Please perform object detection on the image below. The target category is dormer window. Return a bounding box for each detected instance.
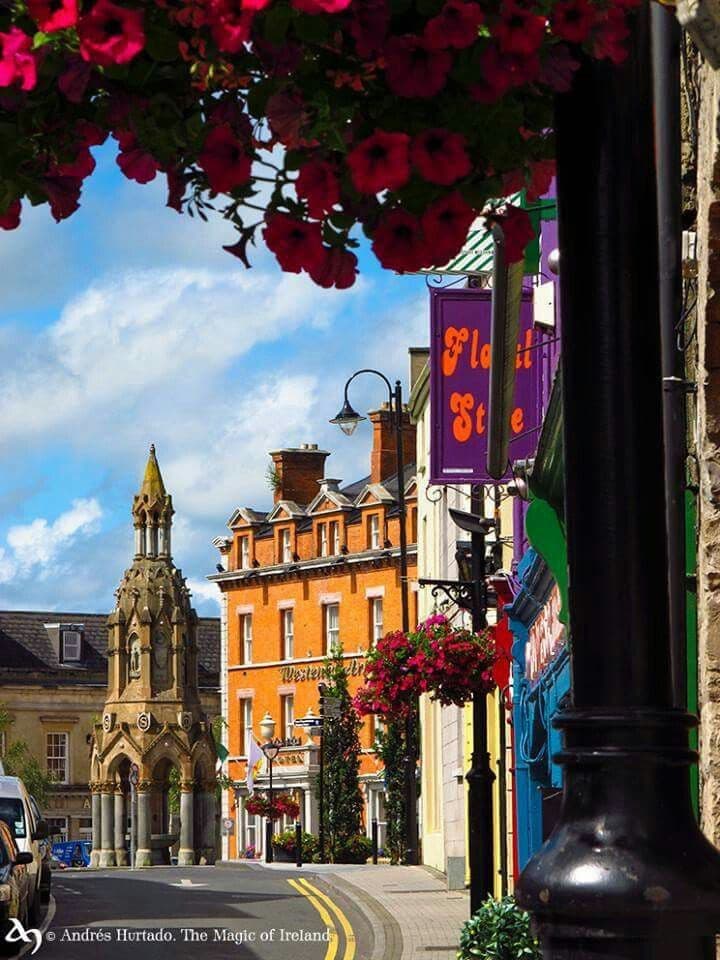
[330,521,341,555]
[240,536,250,569]
[61,628,82,663]
[319,524,328,557]
[281,528,292,564]
[369,514,381,550]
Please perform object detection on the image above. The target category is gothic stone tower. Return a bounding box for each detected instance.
[90,446,217,867]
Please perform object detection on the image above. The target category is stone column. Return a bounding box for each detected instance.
[90,785,102,867]
[304,784,319,836]
[99,784,116,868]
[114,789,128,867]
[178,781,194,866]
[201,783,217,864]
[135,781,152,867]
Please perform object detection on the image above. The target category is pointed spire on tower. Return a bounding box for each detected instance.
[140,443,166,502]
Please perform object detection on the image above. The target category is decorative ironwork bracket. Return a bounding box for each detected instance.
[417,577,476,611]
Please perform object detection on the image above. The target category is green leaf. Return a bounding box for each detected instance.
[145,25,180,62]
[263,3,293,45]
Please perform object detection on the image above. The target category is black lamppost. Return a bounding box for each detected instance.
[515,4,720,956]
[260,711,281,865]
[330,369,419,866]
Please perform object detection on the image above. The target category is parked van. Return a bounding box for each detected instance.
[0,777,47,924]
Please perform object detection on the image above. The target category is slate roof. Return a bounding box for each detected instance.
[0,610,220,689]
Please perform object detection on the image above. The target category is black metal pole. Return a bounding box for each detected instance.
[295,820,302,868]
[372,819,378,864]
[652,1,687,711]
[515,4,720,955]
[466,487,494,914]
[394,380,419,868]
[265,755,274,864]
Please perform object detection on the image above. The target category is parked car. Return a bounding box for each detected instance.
[0,819,33,957]
[0,778,46,925]
[27,797,51,905]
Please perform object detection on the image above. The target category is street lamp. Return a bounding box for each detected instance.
[259,712,281,864]
[294,704,326,861]
[330,368,419,866]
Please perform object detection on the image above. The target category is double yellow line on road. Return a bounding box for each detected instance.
[288,877,356,960]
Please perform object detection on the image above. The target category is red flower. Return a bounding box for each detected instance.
[538,43,580,92]
[551,0,594,43]
[309,247,358,289]
[421,192,475,265]
[208,0,253,53]
[166,167,186,212]
[292,0,352,10]
[58,57,92,102]
[0,29,37,91]
[28,0,78,32]
[78,0,145,67]
[349,0,389,57]
[384,35,452,98]
[347,130,410,194]
[266,90,313,149]
[116,134,159,184]
[490,204,534,262]
[44,176,83,222]
[264,214,325,273]
[493,2,546,56]
[425,0,483,50]
[0,199,21,230]
[526,158,555,200]
[592,7,629,65]
[471,44,539,102]
[371,210,431,273]
[198,124,252,193]
[296,159,340,218]
[53,147,96,179]
[411,129,471,186]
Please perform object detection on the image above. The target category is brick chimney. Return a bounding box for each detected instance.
[368,405,416,485]
[269,444,329,505]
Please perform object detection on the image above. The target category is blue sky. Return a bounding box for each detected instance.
[0,142,428,616]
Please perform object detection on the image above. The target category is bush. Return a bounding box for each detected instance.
[271,830,319,863]
[458,896,540,960]
[335,835,373,865]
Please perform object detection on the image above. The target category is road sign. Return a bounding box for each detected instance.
[296,718,324,728]
[222,818,235,835]
[320,696,341,708]
[323,706,342,719]
[129,763,139,787]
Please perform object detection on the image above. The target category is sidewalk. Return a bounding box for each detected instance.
[326,864,469,960]
[231,860,470,960]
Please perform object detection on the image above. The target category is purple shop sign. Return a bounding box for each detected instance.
[430,286,542,485]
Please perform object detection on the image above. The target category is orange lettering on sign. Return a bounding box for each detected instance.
[511,407,524,435]
[442,326,469,377]
[476,402,486,435]
[450,392,473,442]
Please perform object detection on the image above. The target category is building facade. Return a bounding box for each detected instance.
[209,411,417,860]
[0,449,220,847]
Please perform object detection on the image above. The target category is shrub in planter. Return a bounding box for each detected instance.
[271,830,319,863]
[458,896,540,960]
[334,834,373,865]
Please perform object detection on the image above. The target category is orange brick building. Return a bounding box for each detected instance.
[209,407,417,860]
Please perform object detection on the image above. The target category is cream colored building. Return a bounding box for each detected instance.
[409,348,514,892]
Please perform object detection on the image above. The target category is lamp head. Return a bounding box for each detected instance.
[448,507,496,536]
[330,399,366,437]
[259,711,276,741]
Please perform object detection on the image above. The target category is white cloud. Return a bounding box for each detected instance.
[0,498,102,584]
[187,577,222,610]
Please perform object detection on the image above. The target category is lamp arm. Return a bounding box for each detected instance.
[342,368,394,408]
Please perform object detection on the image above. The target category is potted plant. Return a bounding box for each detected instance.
[271,830,319,864]
[458,896,540,960]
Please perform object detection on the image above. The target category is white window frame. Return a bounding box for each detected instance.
[371,597,384,645]
[46,732,69,784]
[283,609,294,660]
[331,521,341,555]
[319,524,328,557]
[61,630,82,662]
[240,536,250,570]
[282,694,295,741]
[240,698,253,753]
[242,614,253,665]
[370,514,380,549]
[325,603,340,654]
[281,529,292,564]
[0,731,6,758]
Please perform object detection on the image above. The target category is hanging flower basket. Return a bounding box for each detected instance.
[354,614,497,721]
[245,793,300,821]
[0,0,637,285]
